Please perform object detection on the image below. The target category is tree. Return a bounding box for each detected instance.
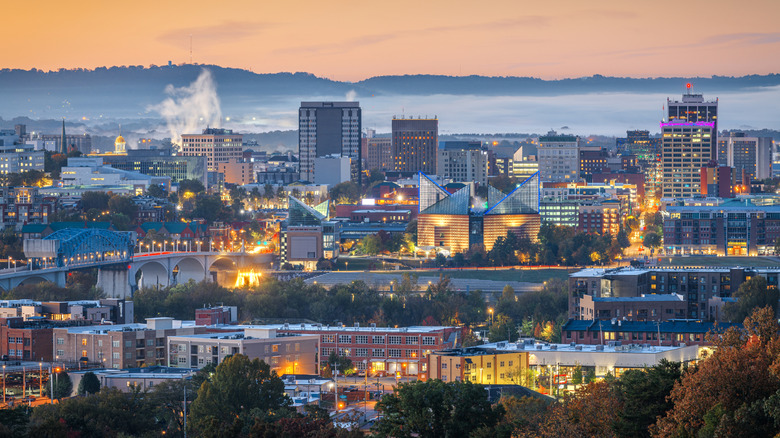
[108,195,138,219]
[613,360,682,438]
[616,230,631,249]
[29,386,159,437]
[192,195,228,223]
[178,178,206,194]
[188,354,291,435]
[571,365,583,387]
[644,232,662,249]
[489,314,518,342]
[44,371,73,399]
[77,371,100,395]
[723,276,778,322]
[80,191,110,212]
[329,181,361,204]
[326,351,354,377]
[374,380,505,438]
[146,184,166,198]
[652,307,780,437]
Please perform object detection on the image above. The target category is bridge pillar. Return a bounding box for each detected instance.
[54,270,67,287]
[97,266,133,298]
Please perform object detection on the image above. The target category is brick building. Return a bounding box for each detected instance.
[0,317,56,361]
[261,323,465,376]
[427,347,529,384]
[578,201,621,235]
[195,305,238,326]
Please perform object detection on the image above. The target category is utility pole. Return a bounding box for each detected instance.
[333,362,339,413]
[183,374,188,438]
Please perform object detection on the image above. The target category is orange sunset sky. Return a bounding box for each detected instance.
[4,0,780,81]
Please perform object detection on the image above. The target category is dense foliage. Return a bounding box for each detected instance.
[9,355,362,438]
[132,276,490,328]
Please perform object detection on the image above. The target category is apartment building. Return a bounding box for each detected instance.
[52,318,208,369]
[167,327,318,375]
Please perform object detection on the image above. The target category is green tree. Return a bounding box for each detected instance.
[644,232,662,249]
[44,371,73,399]
[613,360,682,438]
[188,354,291,435]
[80,191,110,212]
[571,364,583,387]
[617,229,631,249]
[107,195,138,219]
[724,276,778,322]
[77,371,100,395]
[329,181,361,204]
[488,314,518,342]
[29,387,158,437]
[192,195,228,223]
[374,380,505,438]
[178,178,206,194]
[146,184,166,198]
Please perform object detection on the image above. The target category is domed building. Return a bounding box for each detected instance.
[114,134,126,154]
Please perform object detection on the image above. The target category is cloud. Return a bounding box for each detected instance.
[276,16,550,57]
[605,32,780,59]
[157,21,272,48]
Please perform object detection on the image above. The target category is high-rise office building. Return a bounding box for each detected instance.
[298,102,362,183]
[180,128,243,172]
[437,141,488,185]
[717,132,773,181]
[538,134,597,182]
[667,89,718,157]
[661,121,714,199]
[365,137,393,172]
[392,118,438,175]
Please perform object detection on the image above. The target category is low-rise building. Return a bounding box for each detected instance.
[167,327,318,375]
[561,319,740,347]
[195,305,238,326]
[261,323,466,376]
[69,366,195,395]
[52,317,208,369]
[577,294,687,321]
[427,346,529,384]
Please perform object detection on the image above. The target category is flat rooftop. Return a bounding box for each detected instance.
[252,323,456,333]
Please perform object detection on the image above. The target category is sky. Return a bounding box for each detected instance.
[3,0,780,81]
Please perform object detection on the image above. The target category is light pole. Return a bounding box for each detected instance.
[363,360,368,418]
[2,364,5,403]
[39,362,43,399]
[488,308,494,325]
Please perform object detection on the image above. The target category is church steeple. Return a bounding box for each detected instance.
[61,118,67,154]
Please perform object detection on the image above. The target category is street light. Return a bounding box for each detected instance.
[488,308,494,325]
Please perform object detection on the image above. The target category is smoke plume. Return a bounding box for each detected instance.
[148,69,222,145]
[345,89,358,102]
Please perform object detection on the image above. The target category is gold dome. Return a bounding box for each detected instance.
[115,135,126,144]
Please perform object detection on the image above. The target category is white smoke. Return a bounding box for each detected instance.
[345,89,358,102]
[148,69,222,145]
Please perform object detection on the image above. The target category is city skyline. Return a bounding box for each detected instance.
[3,1,779,81]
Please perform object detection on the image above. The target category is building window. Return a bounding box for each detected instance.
[113,340,120,348]
[356,335,369,344]
[372,349,385,357]
[81,339,87,346]
[389,336,402,345]
[272,344,279,353]
[356,348,368,357]
[389,349,402,358]
[372,336,385,344]
[338,335,351,344]
[422,337,435,345]
[322,335,336,343]
[442,363,447,369]
[56,338,64,345]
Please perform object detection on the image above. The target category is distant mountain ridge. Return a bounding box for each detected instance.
[1,65,779,98]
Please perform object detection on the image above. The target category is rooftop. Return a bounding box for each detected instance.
[255,323,457,333]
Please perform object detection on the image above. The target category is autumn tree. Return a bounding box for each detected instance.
[652,307,780,437]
